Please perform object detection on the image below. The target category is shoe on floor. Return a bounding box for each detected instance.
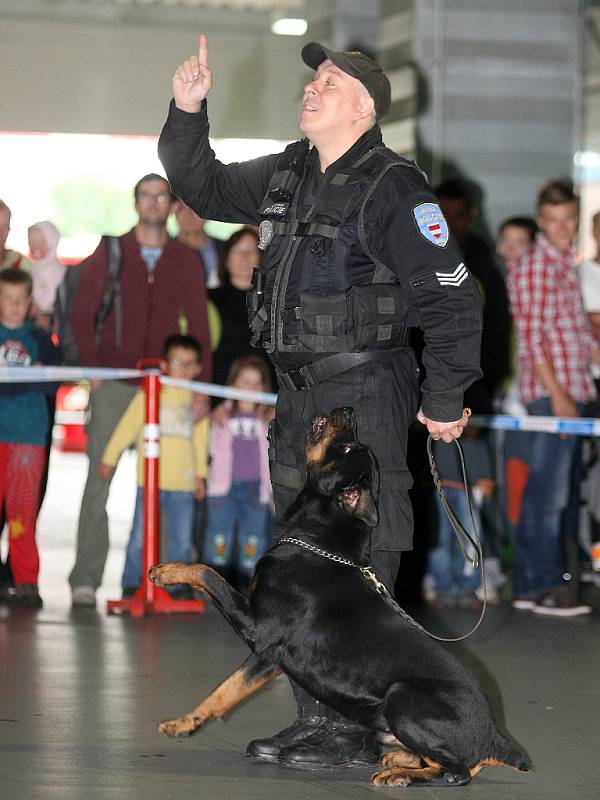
[475,585,499,604]
[531,588,592,617]
[278,722,380,770]
[247,713,327,763]
[512,597,536,610]
[11,583,43,608]
[455,590,483,609]
[71,586,96,607]
[0,581,14,603]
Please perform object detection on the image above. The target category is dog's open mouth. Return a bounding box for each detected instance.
[311,415,327,441]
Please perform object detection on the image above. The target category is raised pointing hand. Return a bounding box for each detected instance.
[172,34,213,113]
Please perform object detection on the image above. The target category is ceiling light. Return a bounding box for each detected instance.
[271,15,308,36]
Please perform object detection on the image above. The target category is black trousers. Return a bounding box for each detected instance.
[269,351,419,591]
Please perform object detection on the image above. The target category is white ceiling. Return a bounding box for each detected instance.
[0,0,308,33]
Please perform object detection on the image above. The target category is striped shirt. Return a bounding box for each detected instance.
[507,233,596,404]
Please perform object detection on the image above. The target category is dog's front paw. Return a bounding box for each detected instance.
[157,714,200,737]
[148,562,187,587]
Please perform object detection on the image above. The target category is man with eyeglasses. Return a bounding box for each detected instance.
[68,173,212,609]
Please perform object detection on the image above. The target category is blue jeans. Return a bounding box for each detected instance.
[202,481,270,576]
[428,486,481,594]
[513,396,581,598]
[122,487,195,588]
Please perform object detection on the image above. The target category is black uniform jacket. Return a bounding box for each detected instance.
[158,100,482,423]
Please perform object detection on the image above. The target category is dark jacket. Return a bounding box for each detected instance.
[158,102,481,421]
[69,229,212,380]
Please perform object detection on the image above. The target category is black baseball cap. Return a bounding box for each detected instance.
[301,41,391,120]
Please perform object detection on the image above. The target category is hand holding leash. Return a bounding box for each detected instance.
[417,407,471,442]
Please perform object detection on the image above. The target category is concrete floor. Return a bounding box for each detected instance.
[1,449,600,799]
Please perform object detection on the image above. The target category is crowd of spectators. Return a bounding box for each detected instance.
[0,170,600,617]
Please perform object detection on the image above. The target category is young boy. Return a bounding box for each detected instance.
[496,216,538,268]
[99,334,209,597]
[0,268,61,608]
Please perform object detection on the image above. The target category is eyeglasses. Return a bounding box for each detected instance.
[138,191,171,204]
[168,357,198,368]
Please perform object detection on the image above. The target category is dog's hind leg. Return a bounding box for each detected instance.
[158,653,281,738]
[379,748,424,769]
[372,759,471,787]
[373,683,472,787]
[149,562,254,644]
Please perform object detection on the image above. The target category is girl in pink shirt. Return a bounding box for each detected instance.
[203,355,273,591]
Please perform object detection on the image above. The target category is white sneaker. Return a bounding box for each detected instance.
[531,589,592,617]
[71,586,96,607]
[475,585,499,604]
[511,598,536,610]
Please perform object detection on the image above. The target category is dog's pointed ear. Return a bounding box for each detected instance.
[339,487,378,527]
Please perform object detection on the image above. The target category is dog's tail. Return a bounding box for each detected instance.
[495,734,530,772]
[469,736,529,779]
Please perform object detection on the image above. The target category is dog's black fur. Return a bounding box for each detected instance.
[150,407,528,787]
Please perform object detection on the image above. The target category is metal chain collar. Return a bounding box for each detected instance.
[276,537,428,634]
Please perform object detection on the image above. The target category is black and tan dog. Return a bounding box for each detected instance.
[149,407,528,788]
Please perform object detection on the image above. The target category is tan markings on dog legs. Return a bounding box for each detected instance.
[157,665,282,738]
[469,756,504,777]
[371,768,411,787]
[379,748,424,768]
[371,763,445,787]
[148,562,207,590]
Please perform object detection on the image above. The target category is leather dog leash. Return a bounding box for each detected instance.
[423,431,488,641]
[277,535,485,643]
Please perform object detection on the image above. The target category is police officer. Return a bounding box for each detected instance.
[159,34,482,771]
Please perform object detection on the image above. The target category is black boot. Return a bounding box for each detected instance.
[246,683,328,763]
[278,703,380,770]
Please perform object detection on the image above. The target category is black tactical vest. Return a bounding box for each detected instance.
[249,138,424,355]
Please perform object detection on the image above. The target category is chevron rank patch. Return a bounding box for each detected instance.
[436,262,468,287]
[412,202,449,247]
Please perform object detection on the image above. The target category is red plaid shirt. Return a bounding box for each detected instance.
[507,233,596,404]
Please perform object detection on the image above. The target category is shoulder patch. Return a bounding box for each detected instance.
[412,202,449,248]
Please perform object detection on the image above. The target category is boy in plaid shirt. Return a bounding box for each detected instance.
[508,180,600,616]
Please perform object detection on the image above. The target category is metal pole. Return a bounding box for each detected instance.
[107,367,204,616]
[142,370,161,603]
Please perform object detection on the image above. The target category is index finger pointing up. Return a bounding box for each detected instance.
[198,33,208,67]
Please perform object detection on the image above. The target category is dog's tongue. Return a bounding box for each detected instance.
[312,416,327,437]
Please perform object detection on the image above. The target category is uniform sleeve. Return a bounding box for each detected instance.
[102,392,143,467]
[192,415,210,479]
[158,100,280,225]
[362,167,483,422]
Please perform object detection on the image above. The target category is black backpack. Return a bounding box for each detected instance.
[54,235,122,366]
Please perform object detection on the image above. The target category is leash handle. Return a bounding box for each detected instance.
[426,435,480,567]
[421,430,488,643]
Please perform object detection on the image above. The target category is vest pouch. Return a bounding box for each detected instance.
[296,291,350,352]
[348,284,408,350]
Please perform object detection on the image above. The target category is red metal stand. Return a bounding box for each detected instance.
[107,366,204,617]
